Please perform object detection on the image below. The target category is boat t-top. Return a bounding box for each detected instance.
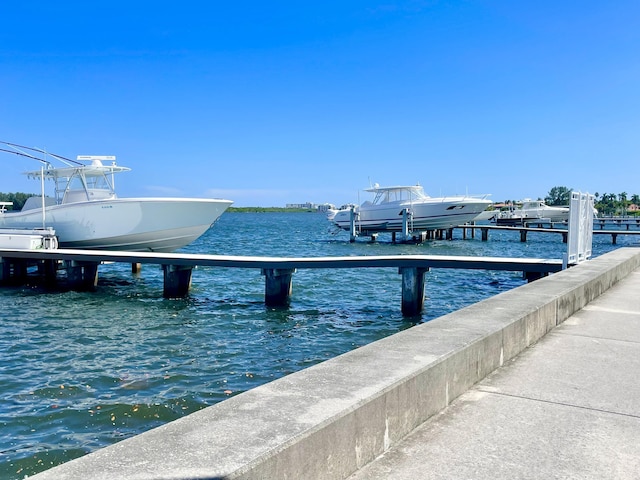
[0,141,233,252]
[328,183,492,236]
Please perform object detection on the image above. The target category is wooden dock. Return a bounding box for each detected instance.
[0,248,564,316]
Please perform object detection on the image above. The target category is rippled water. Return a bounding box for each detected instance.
[0,213,634,478]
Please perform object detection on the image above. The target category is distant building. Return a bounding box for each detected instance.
[285,202,316,209]
[285,202,336,212]
[316,203,335,213]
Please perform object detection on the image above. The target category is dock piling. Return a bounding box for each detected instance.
[262,268,296,306]
[0,258,25,284]
[65,260,99,291]
[399,267,430,316]
[162,265,193,298]
[38,259,58,286]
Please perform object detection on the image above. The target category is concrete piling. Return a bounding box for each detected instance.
[262,268,296,306]
[65,260,99,291]
[399,266,429,316]
[162,264,193,298]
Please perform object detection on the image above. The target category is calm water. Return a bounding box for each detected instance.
[0,212,635,478]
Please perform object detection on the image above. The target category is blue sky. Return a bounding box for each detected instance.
[1,1,638,207]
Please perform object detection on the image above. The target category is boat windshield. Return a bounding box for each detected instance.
[370,186,428,205]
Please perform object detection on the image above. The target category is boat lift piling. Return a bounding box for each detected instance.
[401,208,412,242]
[349,206,358,243]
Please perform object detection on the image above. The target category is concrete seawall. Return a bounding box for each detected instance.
[30,247,640,480]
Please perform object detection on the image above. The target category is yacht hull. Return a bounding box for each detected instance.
[0,198,232,252]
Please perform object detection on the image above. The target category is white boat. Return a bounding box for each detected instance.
[329,184,492,235]
[326,203,357,221]
[472,208,498,223]
[0,142,233,252]
[492,199,569,226]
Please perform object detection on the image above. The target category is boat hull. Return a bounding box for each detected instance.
[331,198,492,234]
[0,198,232,252]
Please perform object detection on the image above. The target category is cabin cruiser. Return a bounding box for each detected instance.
[0,142,233,252]
[491,199,569,226]
[328,184,492,235]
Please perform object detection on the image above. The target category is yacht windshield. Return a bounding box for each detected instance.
[372,187,425,205]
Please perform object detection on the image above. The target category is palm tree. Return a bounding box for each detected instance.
[619,192,628,215]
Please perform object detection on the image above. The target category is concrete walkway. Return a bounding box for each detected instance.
[349,269,640,480]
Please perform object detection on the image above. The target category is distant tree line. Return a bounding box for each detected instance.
[502,186,640,217]
[0,195,319,213]
[0,192,35,210]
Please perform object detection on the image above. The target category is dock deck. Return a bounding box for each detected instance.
[0,247,564,316]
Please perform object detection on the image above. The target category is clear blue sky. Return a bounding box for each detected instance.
[1,1,638,207]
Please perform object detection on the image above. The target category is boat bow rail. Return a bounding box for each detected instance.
[0,248,564,316]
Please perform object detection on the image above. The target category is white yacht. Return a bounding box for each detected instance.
[492,199,569,226]
[0,142,233,252]
[329,184,492,235]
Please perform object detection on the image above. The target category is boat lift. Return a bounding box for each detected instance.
[347,206,418,243]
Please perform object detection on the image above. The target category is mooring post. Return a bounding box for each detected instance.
[446,228,453,240]
[262,268,296,306]
[481,227,488,241]
[162,264,193,298]
[520,229,528,242]
[65,260,99,291]
[399,266,430,316]
[132,263,142,274]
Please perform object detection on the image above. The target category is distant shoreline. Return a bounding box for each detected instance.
[227,207,317,213]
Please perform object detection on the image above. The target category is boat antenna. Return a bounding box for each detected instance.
[0,141,83,166]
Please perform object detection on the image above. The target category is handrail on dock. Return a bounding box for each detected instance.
[1,248,563,316]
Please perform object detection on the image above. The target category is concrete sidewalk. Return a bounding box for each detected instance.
[349,269,640,480]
